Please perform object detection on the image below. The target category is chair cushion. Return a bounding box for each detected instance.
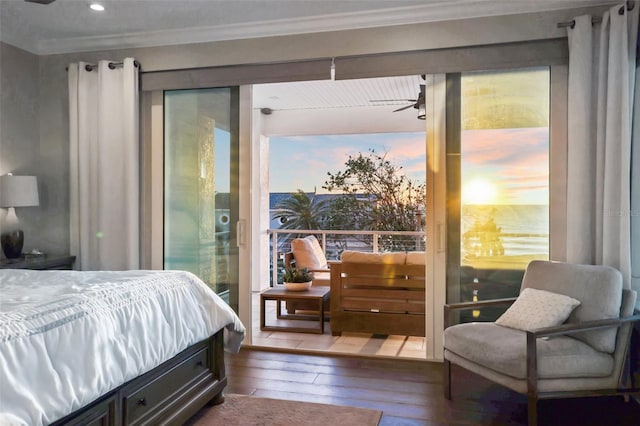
[311,271,330,286]
[495,288,580,331]
[405,251,426,265]
[341,251,406,264]
[291,236,327,270]
[444,322,614,380]
[522,261,623,353]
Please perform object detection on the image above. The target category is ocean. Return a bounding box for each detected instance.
[461,204,549,258]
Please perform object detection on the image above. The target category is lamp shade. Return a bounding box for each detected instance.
[0,174,39,208]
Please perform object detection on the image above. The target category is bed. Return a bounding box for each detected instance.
[0,269,245,426]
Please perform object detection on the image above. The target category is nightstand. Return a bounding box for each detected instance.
[0,255,76,270]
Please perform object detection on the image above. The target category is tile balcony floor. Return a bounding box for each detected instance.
[248,290,427,359]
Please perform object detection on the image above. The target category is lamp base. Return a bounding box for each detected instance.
[1,230,24,259]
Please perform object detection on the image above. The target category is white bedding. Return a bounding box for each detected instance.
[0,269,245,426]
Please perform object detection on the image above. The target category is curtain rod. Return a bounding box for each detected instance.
[557,1,634,29]
[65,60,141,72]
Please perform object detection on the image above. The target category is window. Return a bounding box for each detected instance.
[164,87,240,311]
[448,67,550,322]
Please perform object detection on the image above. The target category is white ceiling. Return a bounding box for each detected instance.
[254,75,424,111]
[0,0,617,55]
[253,75,428,136]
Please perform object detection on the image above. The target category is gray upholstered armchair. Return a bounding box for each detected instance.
[443,260,640,426]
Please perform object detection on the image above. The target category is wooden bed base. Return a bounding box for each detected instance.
[51,330,227,426]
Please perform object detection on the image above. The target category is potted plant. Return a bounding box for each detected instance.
[282,265,314,291]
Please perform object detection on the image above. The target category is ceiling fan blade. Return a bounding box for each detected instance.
[370,99,417,103]
[393,104,416,112]
[25,0,56,4]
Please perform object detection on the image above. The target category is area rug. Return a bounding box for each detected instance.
[188,393,382,426]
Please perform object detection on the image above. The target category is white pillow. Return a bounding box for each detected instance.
[495,288,580,332]
[291,236,327,269]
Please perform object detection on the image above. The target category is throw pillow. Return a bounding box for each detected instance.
[291,236,327,270]
[495,288,580,332]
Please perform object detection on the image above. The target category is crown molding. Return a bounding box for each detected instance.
[8,1,617,55]
[1,34,39,56]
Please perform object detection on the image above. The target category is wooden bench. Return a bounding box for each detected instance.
[330,252,425,337]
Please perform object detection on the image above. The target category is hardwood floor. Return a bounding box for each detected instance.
[223,347,640,426]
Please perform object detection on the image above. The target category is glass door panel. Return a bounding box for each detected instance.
[448,68,550,322]
[164,87,240,312]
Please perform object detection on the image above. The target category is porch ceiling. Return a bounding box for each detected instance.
[253,75,428,136]
[253,75,424,111]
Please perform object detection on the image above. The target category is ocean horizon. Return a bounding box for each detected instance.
[462,204,549,258]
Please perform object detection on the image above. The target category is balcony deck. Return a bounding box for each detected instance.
[249,291,427,359]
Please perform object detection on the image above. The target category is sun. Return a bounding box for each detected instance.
[462,179,498,204]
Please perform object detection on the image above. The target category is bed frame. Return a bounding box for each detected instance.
[51,330,226,426]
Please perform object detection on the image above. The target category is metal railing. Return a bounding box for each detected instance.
[269,229,426,287]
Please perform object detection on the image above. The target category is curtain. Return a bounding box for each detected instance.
[632,54,640,298]
[566,1,639,291]
[68,58,139,270]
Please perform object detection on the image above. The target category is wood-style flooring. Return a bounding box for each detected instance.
[251,291,427,359]
[222,347,640,426]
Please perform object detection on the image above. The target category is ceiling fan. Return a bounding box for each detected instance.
[369,75,426,120]
[24,0,57,4]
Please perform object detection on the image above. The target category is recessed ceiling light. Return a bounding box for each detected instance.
[89,3,105,11]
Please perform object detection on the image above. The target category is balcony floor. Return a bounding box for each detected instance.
[249,291,427,359]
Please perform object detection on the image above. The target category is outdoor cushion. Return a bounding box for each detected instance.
[496,288,580,332]
[521,261,623,353]
[405,251,426,265]
[341,251,406,264]
[291,236,328,270]
[444,322,614,380]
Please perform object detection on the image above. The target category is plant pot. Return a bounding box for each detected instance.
[283,281,312,291]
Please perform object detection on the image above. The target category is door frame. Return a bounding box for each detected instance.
[140,46,567,354]
[426,74,448,360]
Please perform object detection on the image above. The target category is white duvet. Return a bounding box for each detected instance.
[0,269,245,426]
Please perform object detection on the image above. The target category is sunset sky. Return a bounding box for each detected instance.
[269,132,426,193]
[461,127,549,205]
[269,127,549,205]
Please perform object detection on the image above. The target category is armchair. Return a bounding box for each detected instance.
[443,260,640,426]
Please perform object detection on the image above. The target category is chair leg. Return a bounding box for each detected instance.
[631,323,640,389]
[527,395,538,426]
[443,359,452,399]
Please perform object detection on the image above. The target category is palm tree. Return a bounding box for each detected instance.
[272,190,328,230]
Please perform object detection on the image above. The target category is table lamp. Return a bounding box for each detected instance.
[0,174,39,259]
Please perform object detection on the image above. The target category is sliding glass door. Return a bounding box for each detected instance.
[447,68,550,322]
[164,87,240,312]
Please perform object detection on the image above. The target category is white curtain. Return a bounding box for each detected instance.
[68,58,139,270]
[566,1,639,290]
[632,53,640,298]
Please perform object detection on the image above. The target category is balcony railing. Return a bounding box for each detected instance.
[269,229,426,287]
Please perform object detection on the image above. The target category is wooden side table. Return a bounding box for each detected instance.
[260,286,330,334]
[0,255,76,270]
